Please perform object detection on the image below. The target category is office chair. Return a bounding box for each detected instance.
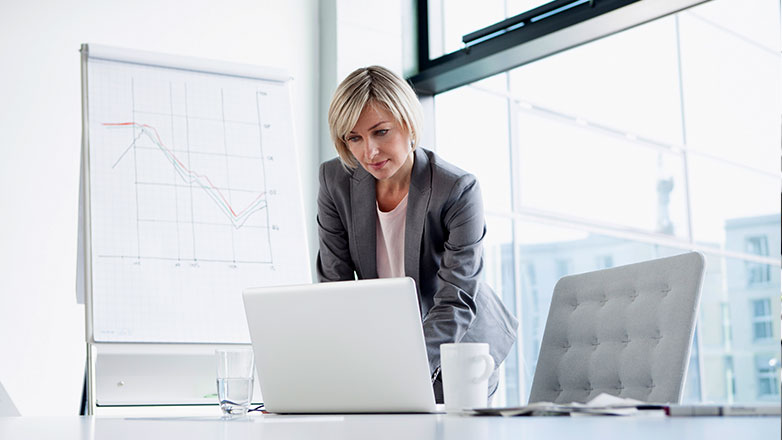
[528,252,705,404]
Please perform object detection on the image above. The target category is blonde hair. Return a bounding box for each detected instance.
[328,66,424,169]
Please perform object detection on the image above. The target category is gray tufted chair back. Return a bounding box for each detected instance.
[528,252,705,404]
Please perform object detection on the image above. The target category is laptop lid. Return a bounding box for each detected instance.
[242,277,436,413]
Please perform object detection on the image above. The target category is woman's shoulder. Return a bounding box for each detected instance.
[420,148,478,188]
[319,156,356,186]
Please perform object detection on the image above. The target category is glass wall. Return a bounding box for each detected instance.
[431,0,781,405]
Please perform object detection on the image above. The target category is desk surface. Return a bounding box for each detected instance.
[0,414,778,440]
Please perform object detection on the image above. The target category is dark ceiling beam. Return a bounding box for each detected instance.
[409,0,710,96]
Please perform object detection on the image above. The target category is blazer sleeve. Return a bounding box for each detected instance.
[316,162,355,282]
[422,174,486,372]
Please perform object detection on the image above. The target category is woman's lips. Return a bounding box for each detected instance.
[368,160,388,170]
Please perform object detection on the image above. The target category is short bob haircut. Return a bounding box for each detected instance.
[328,66,424,169]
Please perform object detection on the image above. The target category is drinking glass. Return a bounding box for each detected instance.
[216,348,255,417]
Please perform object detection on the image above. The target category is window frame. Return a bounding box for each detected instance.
[410,0,710,95]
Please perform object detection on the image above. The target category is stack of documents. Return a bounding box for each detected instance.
[472,393,782,417]
[472,393,663,417]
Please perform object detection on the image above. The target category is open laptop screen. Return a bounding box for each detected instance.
[242,277,436,413]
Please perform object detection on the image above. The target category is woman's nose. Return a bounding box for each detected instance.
[365,141,379,159]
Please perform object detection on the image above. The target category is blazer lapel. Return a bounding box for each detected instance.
[351,165,378,279]
[405,148,432,287]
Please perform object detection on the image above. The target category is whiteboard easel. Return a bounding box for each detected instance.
[78,44,311,414]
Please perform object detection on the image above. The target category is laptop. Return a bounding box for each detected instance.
[242,277,437,413]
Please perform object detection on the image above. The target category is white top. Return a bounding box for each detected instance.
[376,194,408,278]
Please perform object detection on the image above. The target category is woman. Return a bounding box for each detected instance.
[317,66,518,402]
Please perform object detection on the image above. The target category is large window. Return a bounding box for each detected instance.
[756,354,781,399]
[752,299,774,342]
[427,0,781,405]
[745,235,771,286]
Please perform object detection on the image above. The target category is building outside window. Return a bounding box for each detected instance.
[719,302,733,348]
[555,258,573,279]
[595,255,614,270]
[521,262,541,377]
[725,356,736,401]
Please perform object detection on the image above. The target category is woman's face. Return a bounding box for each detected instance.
[346,103,412,182]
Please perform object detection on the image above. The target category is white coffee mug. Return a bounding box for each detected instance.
[440,343,495,412]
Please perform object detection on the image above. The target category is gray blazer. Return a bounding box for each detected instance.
[316,147,519,375]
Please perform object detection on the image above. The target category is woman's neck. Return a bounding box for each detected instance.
[376,150,414,212]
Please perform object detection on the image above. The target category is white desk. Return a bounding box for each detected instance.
[0,414,778,439]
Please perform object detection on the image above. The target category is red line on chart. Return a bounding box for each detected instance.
[104,121,266,227]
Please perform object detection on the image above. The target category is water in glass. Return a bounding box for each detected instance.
[217,377,254,416]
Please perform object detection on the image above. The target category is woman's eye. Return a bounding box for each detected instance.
[347,136,360,143]
[375,129,389,136]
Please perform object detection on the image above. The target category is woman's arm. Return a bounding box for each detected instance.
[316,162,356,282]
[422,174,486,373]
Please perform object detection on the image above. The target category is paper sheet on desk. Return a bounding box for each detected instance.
[472,393,658,417]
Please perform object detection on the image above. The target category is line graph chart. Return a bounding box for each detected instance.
[105,121,269,231]
[85,53,310,343]
[96,78,275,266]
